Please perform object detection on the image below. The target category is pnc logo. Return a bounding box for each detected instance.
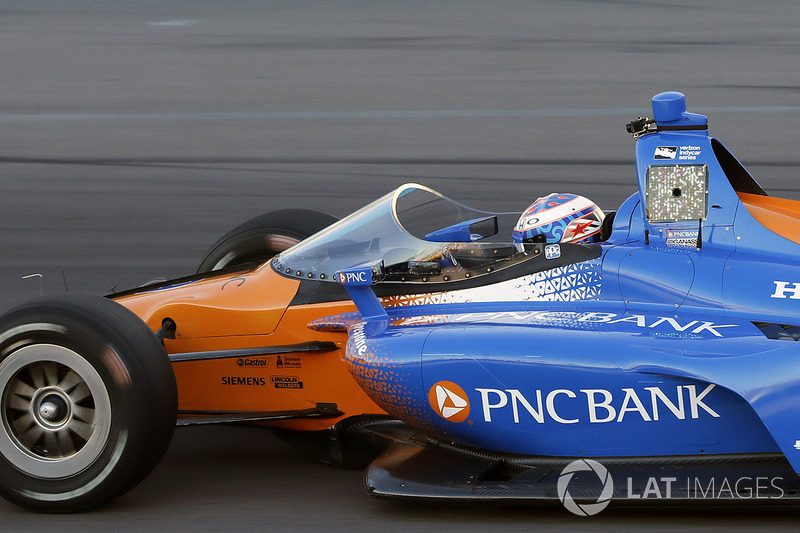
[428,381,470,422]
[336,270,369,284]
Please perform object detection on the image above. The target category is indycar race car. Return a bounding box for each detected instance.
[1,91,799,514]
[330,92,800,511]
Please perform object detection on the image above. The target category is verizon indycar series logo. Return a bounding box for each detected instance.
[654,145,702,161]
[654,146,677,160]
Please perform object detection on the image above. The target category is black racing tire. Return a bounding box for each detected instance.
[0,294,177,513]
[196,208,337,274]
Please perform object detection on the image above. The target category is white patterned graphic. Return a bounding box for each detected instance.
[382,260,602,307]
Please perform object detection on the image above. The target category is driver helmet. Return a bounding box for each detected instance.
[512,193,605,244]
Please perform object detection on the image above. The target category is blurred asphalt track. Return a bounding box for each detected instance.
[1,0,800,529]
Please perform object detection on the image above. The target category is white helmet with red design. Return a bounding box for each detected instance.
[512,193,605,244]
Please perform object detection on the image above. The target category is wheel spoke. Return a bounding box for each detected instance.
[56,429,76,456]
[41,361,59,387]
[11,411,36,434]
[68,382,92,404]
[9,379,36,400]
[68,418,93,442]
[6,392,31,411]
[42,431,59,456]
[19,419,44,446]
[57,369,83,393]
[71,404,94,424]
[28,363,46,388]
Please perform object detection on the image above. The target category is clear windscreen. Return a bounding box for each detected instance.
[273,184,519,281]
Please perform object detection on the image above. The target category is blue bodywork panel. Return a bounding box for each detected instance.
[343,303,795,458]
[326,92,800,474]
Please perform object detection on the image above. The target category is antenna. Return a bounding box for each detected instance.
[22,273,43,296]
[696,218,703,250]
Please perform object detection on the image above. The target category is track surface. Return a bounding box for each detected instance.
[1,0,800,529]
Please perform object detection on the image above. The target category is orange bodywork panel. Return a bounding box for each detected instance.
[114,265,385,432]
[739,192,800,245]
[117,264,300,338]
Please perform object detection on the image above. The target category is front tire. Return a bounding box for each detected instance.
[196,209,337,274]
[0,294,177,513]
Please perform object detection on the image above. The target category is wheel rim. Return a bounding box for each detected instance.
[0,344,112,478]
[210,233,301,271]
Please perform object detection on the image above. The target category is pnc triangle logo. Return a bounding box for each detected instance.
[428,381,470,423]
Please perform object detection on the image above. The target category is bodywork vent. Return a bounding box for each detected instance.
[753,322,800,341]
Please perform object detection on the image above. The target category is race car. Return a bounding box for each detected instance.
[331,92,800,511]
[2,90,798,514]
